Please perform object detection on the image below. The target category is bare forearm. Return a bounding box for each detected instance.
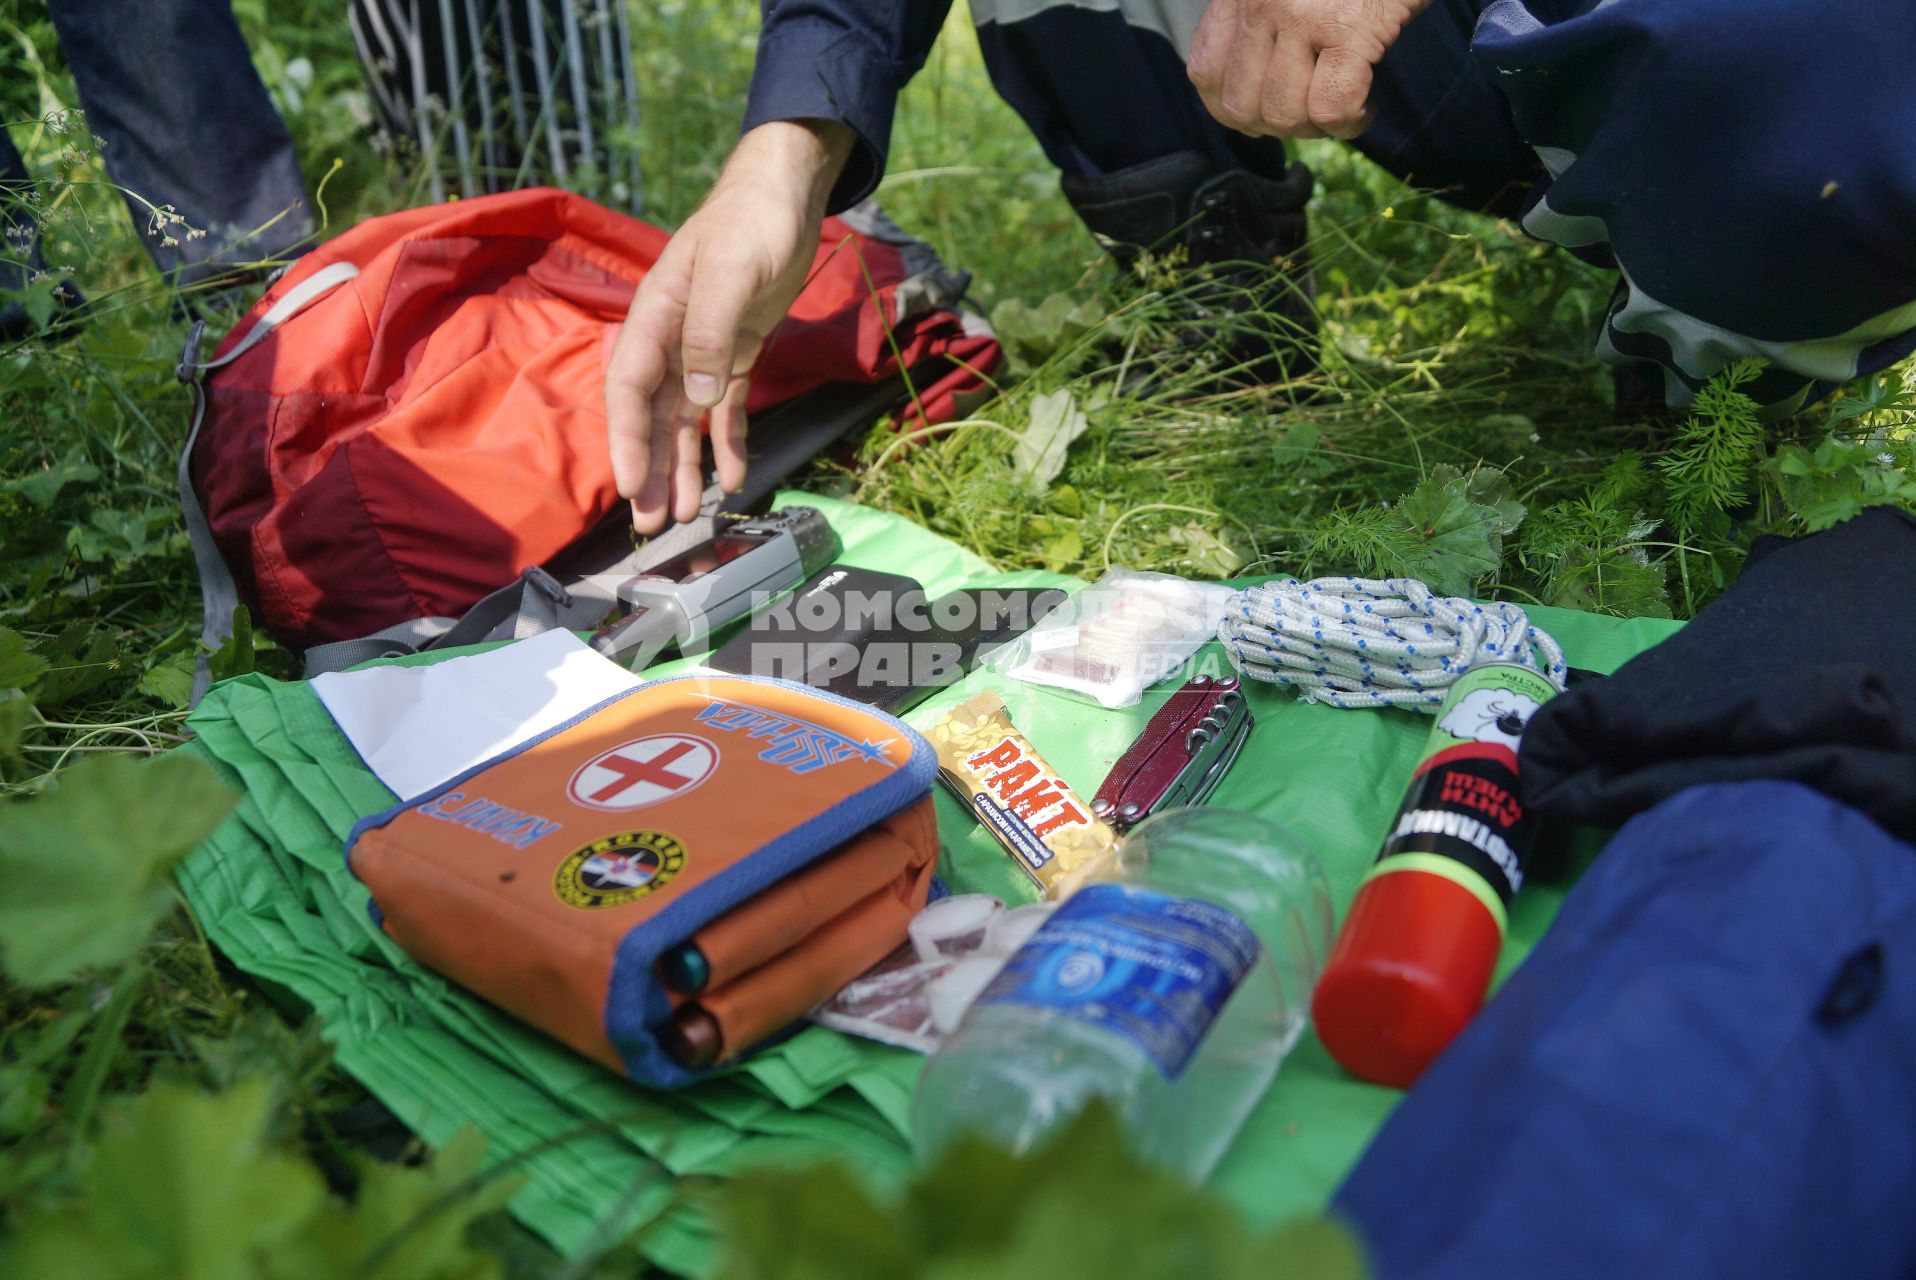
[714,120,857,225]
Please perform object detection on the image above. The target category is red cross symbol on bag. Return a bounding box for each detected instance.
[565,735,721,811]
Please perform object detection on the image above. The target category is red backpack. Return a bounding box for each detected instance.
[178,187,997,692]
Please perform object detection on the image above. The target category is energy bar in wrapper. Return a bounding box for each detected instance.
[928,689,1118,899]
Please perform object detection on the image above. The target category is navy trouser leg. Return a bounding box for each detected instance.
[966,0,1537,213]
[968,0,1916,408]
[1473,0,1916,408]
[1353,0,1540,216]
[47,0,312,282]
[968,0,1295,183]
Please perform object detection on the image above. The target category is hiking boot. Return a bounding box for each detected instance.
[1062,151,1317,389]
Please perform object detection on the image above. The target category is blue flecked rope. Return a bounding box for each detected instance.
[1218,576,1568,711]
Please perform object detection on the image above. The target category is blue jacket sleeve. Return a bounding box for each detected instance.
[742,0,955,214]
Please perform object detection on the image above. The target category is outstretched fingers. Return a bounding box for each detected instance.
[711,374,752,496]
[678,243,764,412]
[604,289,677,533]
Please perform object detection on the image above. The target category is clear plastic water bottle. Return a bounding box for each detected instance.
[911,807,1333,1181]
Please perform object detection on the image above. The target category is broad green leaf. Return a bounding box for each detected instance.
[715,1104,1366,1280]
[267,1128,516,1280]
[1390,465,1526,595]
[1262,1217,1371,1280]
[30,622,121,707]
[0,1205,123,1276]
[912,1108,1365,1280]
[1042,530,1083,572]
[2,277,63,333]
[0,752,238,986]
[991,292,1105,369]
[137,656,196,709]
[0,1061,49,1138]
[4,445,99,509]
[715,1159,916,1280]
[1771,436,1916,532]
[1827,372,1916,425]
[1014,389,1089,492]
[1165,522,1247,577]
[1,1079,324,1280]
[0,625,49,691]
[1270,419,1326,473]
[209,604,257,684]
[904,1104,1138,1261]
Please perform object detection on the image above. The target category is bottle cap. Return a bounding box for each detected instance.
[1311,867,1502,1089]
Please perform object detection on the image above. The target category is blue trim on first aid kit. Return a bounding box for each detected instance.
[599,671,937,1086]
[340,669,936,1088]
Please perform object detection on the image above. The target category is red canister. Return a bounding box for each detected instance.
[1313,663,1558,1088]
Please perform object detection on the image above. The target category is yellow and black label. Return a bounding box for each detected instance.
[553,830,687,909]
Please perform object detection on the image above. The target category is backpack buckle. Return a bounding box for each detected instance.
[176,318,207,384]
[520,564,573,608]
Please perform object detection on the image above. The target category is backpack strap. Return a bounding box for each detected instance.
[297,369,920,678]
[297,484,725,677]
[185,287,945,688]
[177,261,363,704]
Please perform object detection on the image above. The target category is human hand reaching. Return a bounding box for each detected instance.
[603,120,853,533]
[1187,0,1431,141]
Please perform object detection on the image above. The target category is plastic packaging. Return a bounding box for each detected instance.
[911,808,1332,1180]
[908,894,1004,962]
[1312,662,1558,1087]
[986,569,1234,708]
[984,902,1055,956]
[813,899,1059,1052]
[927,690,1118,898]
[809,948,950,1053]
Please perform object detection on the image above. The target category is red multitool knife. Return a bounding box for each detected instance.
[1091,674,1253,831]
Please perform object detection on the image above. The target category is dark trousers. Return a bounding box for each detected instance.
[970,0,1538,212]
[968,0,1916,406]
[1334,780,1916,1280]
[2,0,310,291]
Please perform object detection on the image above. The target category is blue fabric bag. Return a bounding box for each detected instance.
[1334,780,1916,1279]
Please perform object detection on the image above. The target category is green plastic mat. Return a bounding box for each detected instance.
[175,493,1682,1273]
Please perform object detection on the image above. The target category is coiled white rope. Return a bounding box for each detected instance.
[1218,576,1568,711]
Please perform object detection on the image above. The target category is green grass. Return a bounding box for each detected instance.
[2,1,1915,1275]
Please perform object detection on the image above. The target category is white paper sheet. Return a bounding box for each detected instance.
[311,630,642,800]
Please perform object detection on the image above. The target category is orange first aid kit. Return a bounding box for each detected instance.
[346,672,940,1085]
